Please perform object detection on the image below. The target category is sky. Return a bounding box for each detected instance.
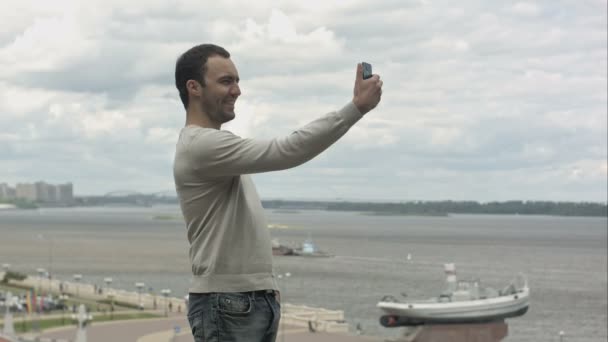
[0,0,606,202]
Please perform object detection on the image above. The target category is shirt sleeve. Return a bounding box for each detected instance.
[187,102,363,177]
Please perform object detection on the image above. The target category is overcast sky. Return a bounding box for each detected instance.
[1,0,606,202]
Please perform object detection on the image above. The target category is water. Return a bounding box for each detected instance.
[0,206,606,341]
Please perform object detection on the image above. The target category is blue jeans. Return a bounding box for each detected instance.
[187,290,281,342]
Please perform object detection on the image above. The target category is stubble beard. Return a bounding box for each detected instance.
[201,97,235,125]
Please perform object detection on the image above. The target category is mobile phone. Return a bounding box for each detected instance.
[362,62,373,80]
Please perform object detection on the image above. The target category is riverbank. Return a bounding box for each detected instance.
[1,271,365,339]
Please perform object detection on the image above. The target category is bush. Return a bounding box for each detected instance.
[2,271,28,283]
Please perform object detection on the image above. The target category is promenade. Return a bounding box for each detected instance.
[1,272,385,341]
[28,313,385,342]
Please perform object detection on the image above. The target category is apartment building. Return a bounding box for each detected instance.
[4,182,74,203]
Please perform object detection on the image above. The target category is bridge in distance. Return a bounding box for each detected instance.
[77,190,178,206]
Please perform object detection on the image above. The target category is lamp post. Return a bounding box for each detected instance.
[34,268,46,332]
[104,277,113,316]
[104,277,113,293]
[73,274,82,298]
[59,294,69,325]
[277,272,291,342]
[161,289,171,317]
[108,292,115,320]
[37,234,54,283]
[135,282,145,310]
[1,263,9,281]
[36,268,46,293]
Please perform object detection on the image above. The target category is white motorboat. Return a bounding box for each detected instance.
[377,263,529,327]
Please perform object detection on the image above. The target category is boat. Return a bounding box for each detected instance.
[292,235,333,257]
[377,263,529,327]
[271,235,333,257]
[272,239,295,256]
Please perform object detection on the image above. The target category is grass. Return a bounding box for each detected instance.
[97,298,141,310]
[3,312,160,333]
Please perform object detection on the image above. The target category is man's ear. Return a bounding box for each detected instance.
[186,80,202,97]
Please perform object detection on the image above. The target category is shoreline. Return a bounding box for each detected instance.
[1,272,357,337]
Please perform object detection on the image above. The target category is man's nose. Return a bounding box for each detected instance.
[230,84,241,97]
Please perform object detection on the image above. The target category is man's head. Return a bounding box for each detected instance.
[175,44,241,126]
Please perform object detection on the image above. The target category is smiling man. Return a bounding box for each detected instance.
[173,43,382,342]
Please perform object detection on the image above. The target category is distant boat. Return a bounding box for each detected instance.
[271,236,333,257]
[271,238,295,256]
[292,235,333,258]
[377,263,529,327]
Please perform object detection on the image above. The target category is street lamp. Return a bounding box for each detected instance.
[37,234,54,282]
[1,263,9,281]
[73,274,83,298]
[161,289,171,317]
[59,294,69,325]
[107,292,115,320]
[559,331,565,342]
[277,272,291,342]
[36,268,46,293]
[104,277,113,294]
[135,282,145,310]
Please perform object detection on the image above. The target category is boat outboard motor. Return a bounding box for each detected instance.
[380,315,422,327]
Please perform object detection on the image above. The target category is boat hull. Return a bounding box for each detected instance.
[378,288,529,327]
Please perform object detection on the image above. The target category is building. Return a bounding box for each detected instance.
[16,183,36,201]
[7,182,74,203]
[0,183,16,201]
[57,183,74,202]
[34,181,50,202]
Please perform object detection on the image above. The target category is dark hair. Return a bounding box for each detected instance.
[175,44,230,109]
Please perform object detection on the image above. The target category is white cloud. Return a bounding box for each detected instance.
[512,2,541,16]
[81,111,141,138]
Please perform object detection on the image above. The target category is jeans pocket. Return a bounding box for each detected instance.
[187,311,204,340]
[217,292,252,316]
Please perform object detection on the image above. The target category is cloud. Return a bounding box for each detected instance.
[0,0,606,202]
[511,2,541,16]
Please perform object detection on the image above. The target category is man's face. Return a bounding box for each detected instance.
[199,56,241,125]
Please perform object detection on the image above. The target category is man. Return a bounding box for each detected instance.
[173,43,382,342]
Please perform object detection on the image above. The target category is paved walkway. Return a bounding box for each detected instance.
[31,313,386,342]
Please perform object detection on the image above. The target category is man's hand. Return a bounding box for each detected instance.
[352,63,383,115]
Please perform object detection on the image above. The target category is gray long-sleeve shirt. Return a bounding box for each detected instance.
[174,102,362,293]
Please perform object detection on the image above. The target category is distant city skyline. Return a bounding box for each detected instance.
[3,179,607,204]
[0,181,74,203]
